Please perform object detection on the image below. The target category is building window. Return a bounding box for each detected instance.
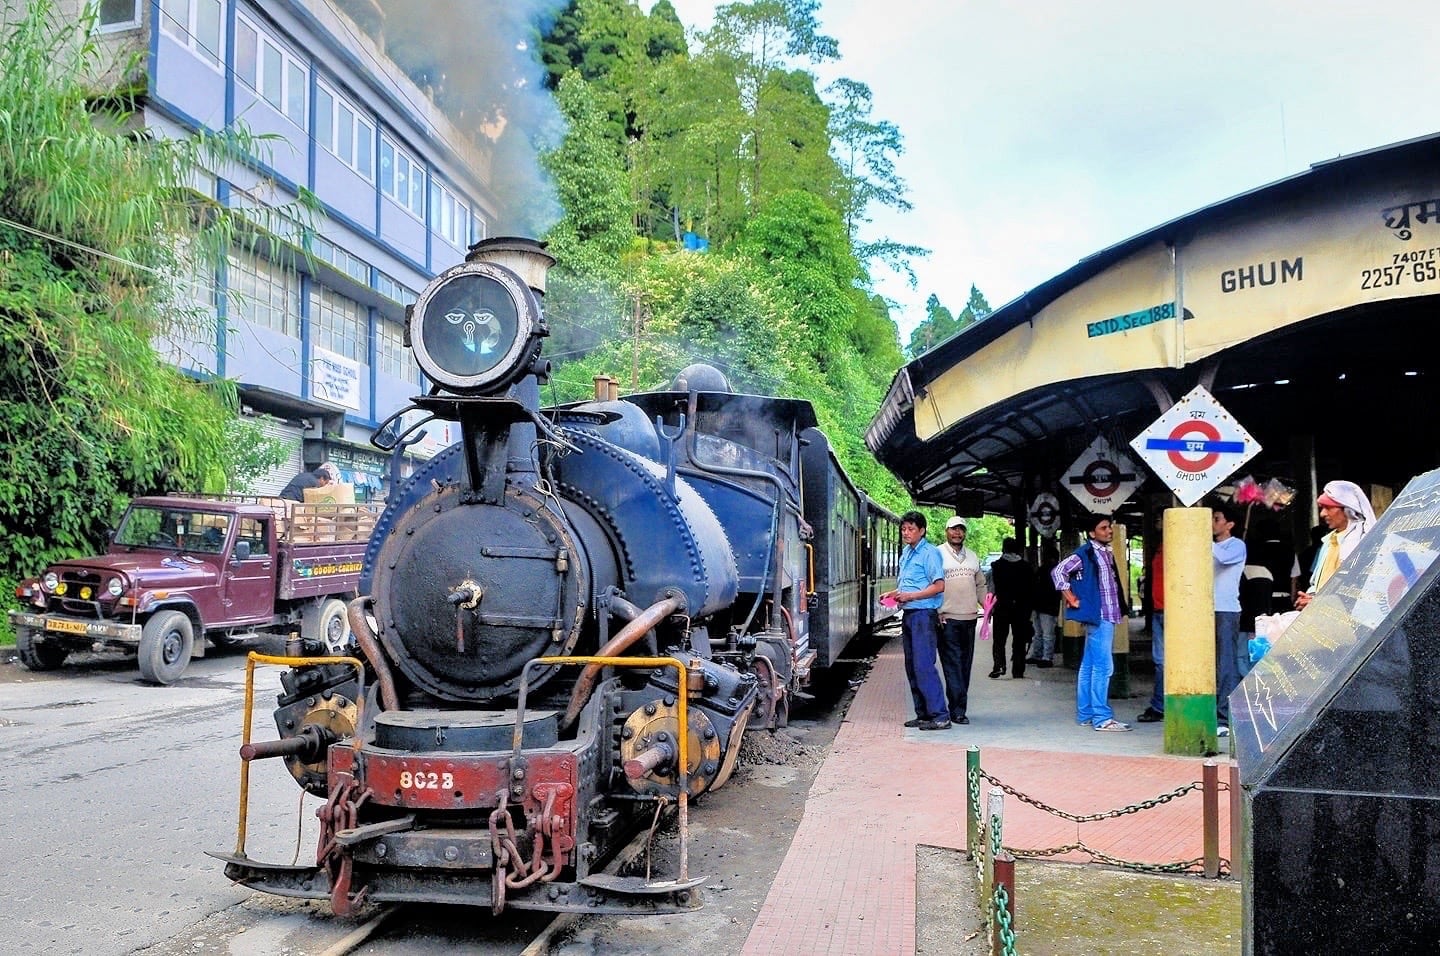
[471,212,488,244]
[160,0,223,67]
[97,0,140,30]
[375,271,416,307]
[378,136,426,219]
[375,317,416,381]
[430,182,470,249]
[315,81,374,179]
[227,247,300,337]
[312,235,370,286]
[310,286,367,362]
[234,14,308,127]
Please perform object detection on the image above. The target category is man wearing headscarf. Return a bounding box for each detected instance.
[1295,480,1377,608]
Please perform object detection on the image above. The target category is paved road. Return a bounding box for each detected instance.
[0,644,332,955]
[0,639,854,955]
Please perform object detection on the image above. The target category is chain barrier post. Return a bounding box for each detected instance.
[966,746,981,859]
[991,851,1016,956]
[1202,759,1219,878]
[1229,761,1242,881]
[984,787,1004,931]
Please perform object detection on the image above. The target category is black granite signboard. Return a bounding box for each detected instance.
[1235,467,1440,954]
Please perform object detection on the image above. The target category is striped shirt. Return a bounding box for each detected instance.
[1052,541,1124,623]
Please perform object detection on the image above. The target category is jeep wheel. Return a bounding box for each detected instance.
[16,627,68,671]
[138,610,194,684]
[302,598,352,655]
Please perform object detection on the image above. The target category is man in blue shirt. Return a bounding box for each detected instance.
[882,511,951,731]
[1212,503,1247,735]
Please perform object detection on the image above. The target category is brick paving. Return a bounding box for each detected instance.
[742,636,1233,956]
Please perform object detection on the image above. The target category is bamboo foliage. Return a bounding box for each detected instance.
[0,0,313,622]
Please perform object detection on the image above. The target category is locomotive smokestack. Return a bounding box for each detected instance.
[466,237,556,296]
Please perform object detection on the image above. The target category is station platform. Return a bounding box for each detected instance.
[741,625,1233,956]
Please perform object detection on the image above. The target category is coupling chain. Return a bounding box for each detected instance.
[992,883,1017,956]
[1013,840,1231,876]
[980,770,1203,822]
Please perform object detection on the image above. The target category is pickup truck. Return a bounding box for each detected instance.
[9,494,380,683]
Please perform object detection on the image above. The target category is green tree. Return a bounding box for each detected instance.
[538,71,637,361]
[0,1,308,635]
[905,285,992,359]
[699,1,843,223]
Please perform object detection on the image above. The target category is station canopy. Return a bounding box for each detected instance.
[867,133,1440,525]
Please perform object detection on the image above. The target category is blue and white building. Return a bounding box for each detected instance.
[76,0,503,496]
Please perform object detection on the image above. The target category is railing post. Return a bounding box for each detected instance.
[984,786,1004,929]
[1202,759,1219,878]
[991,852,1016,956]
[1229,761,1243,881]
[966,746,981,859]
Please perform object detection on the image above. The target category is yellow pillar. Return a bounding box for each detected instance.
[1162,507,1216,755]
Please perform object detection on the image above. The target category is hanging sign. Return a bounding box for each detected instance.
[1130,385,1261,506]
[1028,492,1062,537]
[1060,436,1143,515]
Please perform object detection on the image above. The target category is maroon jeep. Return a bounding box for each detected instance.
[10,495,380,683]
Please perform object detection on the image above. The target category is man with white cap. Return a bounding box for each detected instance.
[1296,480,1377,608]
[938,516,987,724]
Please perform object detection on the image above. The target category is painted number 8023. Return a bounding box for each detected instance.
[400,770,455,790]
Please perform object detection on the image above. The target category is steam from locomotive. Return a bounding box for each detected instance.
[217,238,898,916]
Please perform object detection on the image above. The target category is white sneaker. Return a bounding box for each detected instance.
[1093,719,1132,732]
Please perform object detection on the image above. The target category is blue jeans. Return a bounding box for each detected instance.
[1216,611,1242,723]
[1237,630,1255,678]
[938,618,977,721]
[1077,620,1116,725]
[902,609,948,721]
[1148,611,1165,714]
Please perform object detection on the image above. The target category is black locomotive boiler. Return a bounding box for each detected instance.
[217,238,899,916]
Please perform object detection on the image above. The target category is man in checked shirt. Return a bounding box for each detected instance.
[1052,514,1132,732]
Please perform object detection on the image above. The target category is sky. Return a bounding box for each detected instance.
[659,0,1440,337]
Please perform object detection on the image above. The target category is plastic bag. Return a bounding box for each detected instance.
[1262,477,1296,511]
[978,593,996,640]
[1233,475,1263,505]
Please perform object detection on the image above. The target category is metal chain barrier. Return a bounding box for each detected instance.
[968,761,985,883]
[1013,841,1231,876]
[979,769,1206,822]
[992,883,1017,956]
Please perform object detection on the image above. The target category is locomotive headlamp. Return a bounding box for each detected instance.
[408,260,545,395]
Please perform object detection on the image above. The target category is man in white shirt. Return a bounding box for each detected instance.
[937,517,987,725]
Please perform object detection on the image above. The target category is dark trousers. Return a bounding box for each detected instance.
[991,607,1034,677]
[901,608,948,721]
[938,618,977,721]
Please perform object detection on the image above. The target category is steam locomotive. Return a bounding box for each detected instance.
[215,238,900,916]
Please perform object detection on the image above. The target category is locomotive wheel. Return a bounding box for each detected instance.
[138,610,194,684]
[302,598,351,655]
[16,626,68,671]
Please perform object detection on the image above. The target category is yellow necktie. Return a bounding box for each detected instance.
[1316,531,1341,589]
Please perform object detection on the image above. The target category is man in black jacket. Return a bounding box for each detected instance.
[988,537,1035,679]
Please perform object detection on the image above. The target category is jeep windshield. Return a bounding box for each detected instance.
[114,505,230,554]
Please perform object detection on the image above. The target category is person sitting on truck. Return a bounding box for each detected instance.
[279,462,339,502]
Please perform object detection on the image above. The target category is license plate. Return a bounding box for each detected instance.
[46,619,89,635]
